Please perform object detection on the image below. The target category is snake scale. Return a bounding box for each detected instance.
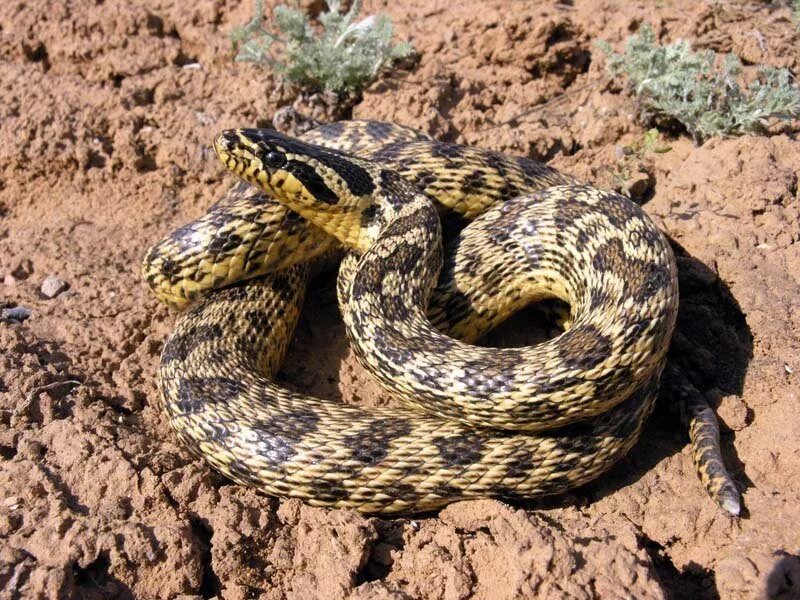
[143,120,740,515]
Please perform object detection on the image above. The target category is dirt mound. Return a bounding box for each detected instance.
[1,0,799,598]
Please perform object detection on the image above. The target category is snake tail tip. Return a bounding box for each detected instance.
[720,492,741,517]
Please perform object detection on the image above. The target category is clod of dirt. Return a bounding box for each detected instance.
[10,260,34,281]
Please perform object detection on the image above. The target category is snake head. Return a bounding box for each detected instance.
[214,128,380,250]
[214,129,295,197]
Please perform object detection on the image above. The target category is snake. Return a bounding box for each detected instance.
[144,120,740,515]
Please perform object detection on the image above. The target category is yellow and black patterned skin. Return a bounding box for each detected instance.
[145,120,740,515]
[143,122,433,309]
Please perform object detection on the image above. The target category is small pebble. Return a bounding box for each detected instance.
[40,276,69,299]
[1,306,32,323]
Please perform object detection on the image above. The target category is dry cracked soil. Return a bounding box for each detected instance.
[1,0,799,599]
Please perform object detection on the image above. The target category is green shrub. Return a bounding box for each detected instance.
[230,0,413,95]
[596,25,800,142]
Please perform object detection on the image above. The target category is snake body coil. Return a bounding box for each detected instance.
[146,121,740,515]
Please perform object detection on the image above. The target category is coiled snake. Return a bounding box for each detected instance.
[143,120,739,515]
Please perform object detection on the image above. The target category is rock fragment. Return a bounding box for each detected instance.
[40,276,69,299]
[1,307,32,323]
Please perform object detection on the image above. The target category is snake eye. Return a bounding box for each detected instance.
[264,150,286,169]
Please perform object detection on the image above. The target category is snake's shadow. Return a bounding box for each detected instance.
[505,238,755,512]
[277,272,356,403]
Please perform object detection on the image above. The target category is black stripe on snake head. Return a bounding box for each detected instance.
[234,128,376,199]
[310,151,376,197]
[286,160,340,205]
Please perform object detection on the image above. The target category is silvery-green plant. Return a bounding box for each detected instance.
[230,0,413,95]
[597,25,800,142]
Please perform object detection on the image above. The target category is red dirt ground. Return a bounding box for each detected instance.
[1,1,799,598]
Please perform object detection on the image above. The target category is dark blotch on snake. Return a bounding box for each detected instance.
[316,121,345,139]
[557,324,612,371]
[378,481,419,501]
[244,309,269,331]
[341,419,414,465]
[497,183,520,201]
[591,364,637,404]
[365,121,397,139]
[158,255,180,278]
[174,376,246,414]
[432,435,486,467]
[208,232,244,255]
[638,261,671,301]
[311,479,350,502]
[371,141,405,163]
[517,155,572,185]
[430,142,466,160]
[269,270,301,302]
[592,238,628,274]
[251,408,322,464]
[601,192,645,229]
[460,171,488,194]
[162,323,223,363]
[350,210,439,305]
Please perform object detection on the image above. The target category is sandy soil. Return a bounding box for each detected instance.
[1,0,799,598]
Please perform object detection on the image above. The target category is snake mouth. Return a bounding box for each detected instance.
[213,130,254,177]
